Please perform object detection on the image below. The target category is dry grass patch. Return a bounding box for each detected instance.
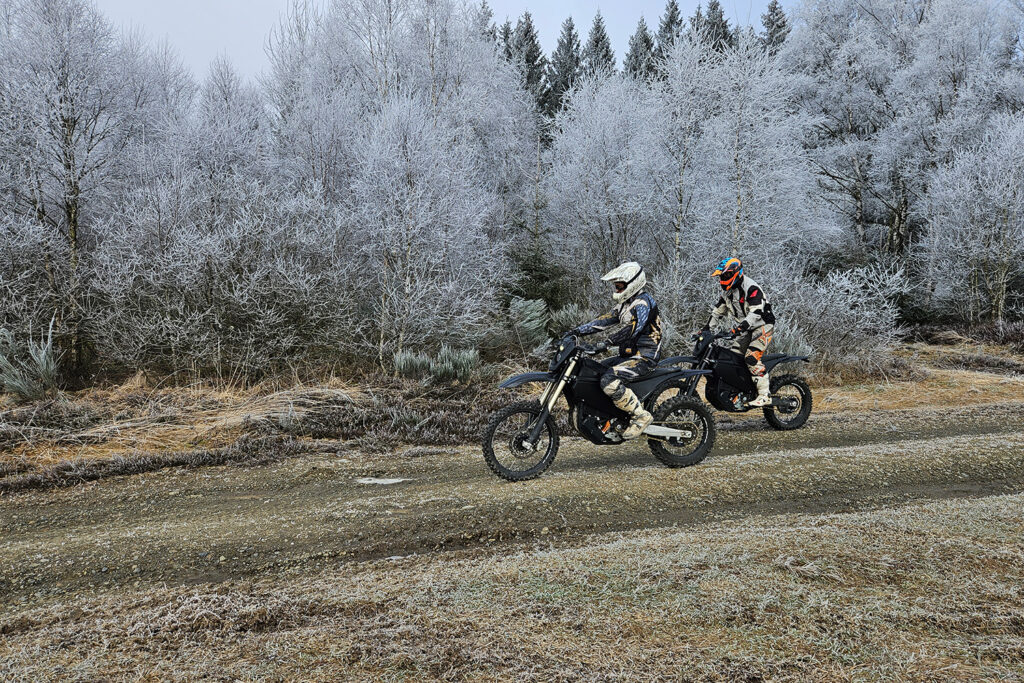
[815,367,1024,413]
[2,493,1022,680]
[0,377,519,486]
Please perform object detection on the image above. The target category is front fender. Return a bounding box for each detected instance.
[499,372,555,389]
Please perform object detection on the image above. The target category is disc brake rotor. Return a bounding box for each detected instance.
[508,432,537,458]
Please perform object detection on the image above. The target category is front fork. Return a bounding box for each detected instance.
[527,358,577,447]
[683,358,711,397]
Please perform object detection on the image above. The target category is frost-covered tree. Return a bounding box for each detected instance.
[693,35,828,261]
[546,75,669,282]
[264,2,361,198]
[624,18,657,81]
[788,0,1024,256]
[582,11,616,77]
[0,0,166,370]
[476,0,497,42]
[348,97,509,365]
[692,0,735,53]
[498,19,513,60]
[760,0,789,55]
[656,38,715,279]
[511,12,547,111]
[921,114,1024,322]
[653,0,683,67]
[544,17,582,116]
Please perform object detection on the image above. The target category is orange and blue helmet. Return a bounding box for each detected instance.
[712,257,743,290]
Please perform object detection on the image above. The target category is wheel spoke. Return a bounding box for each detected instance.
[488,408,554,475]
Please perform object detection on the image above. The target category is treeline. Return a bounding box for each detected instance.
[0,0,1022,393]
[491,0,790,116]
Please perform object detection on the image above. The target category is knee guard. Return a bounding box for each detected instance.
[601,375,627,401]
[745,353,766,377]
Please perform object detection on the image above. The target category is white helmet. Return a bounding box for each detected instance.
[602,261,646,303]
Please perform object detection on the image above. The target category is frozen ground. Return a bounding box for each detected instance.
[2,365,1024,680]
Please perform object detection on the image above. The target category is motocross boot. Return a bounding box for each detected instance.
[748,375,772,407]
[613,388,654,440]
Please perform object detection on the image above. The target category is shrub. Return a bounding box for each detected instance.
[393,350,432,380]
[429,346,480,384]
[0,318,63,402]
[508,297,550,350]
[549,304,588,338]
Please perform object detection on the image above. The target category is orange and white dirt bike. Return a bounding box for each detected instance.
[651,330,813,430]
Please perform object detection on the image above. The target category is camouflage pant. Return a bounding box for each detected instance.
[728,325,774,377]
[599,356,657,401]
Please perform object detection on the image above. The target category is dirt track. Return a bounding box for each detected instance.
[4,401,1024,607]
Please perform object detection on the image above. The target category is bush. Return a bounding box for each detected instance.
[549,304,588,338]
[0,318,63,402]
[508,297,550,350]
[429,346,480,384]
[393,350,432,380]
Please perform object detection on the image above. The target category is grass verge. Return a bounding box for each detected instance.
[1,493,1022,680]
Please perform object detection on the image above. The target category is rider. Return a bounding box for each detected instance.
[568,262,663,440]
[704,257,776,407]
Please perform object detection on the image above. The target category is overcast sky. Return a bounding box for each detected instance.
[94,0,782,82]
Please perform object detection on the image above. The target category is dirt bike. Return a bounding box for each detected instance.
[482,335,717,481]
[651,329,813,430]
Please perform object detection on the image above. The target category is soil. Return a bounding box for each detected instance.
[3,399,1024,607]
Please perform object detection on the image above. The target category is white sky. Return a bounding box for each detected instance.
[94,0,781,82]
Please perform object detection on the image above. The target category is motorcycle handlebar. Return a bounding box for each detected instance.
[691,330,739,342]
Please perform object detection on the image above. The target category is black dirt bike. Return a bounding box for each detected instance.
[482,335,717,482]
[651,330,813,430]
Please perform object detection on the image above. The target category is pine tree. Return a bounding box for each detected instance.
[688,1,735,52]
[512,12,548,110]
[624,18,656,81]
[653,0,683,65]
[499,20,514,61]
[760,0,790,55]
[544,17,582,116]
[477,0,497,43]
[687,4,704,38]
[582,11,616,77]
[704,0,735,52]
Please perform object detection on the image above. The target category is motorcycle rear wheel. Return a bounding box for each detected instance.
[647,396,716,468]
[482,400,560,481]
[763,374,812,430]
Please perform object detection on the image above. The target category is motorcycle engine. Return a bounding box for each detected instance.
[575,407,625,444]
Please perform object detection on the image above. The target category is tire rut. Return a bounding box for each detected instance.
[3,403,1024,604]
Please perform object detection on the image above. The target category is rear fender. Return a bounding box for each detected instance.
[764,356,810,373]
[499,372,554,389]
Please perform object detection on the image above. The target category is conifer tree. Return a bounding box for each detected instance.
[687,4,704,37]
[477,0,497,43]
[689,1,735,52]
[624,18,657,81]
[512,12,548,110]
[705,0,735,52]
[499,20,514,61]
[544,17,582,116]
[760,0,790,55]
[582,11,616,77]
[653,0,683,65]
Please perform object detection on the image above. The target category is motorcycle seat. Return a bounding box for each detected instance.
[628,367,685,384]
[763,353,788,363]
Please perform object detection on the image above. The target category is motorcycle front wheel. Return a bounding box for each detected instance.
[482,400,560,481]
